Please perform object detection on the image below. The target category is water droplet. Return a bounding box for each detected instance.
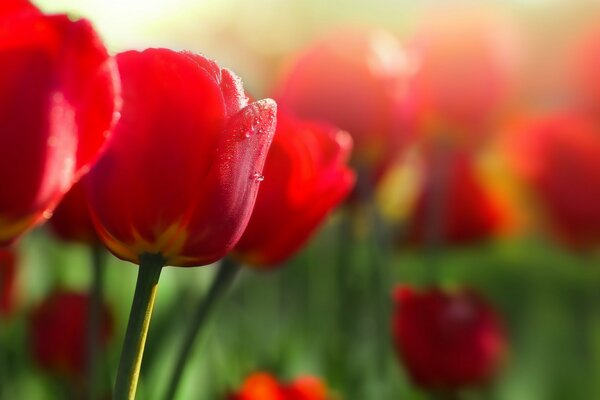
[251,172,264,183]
[43,210,53,219]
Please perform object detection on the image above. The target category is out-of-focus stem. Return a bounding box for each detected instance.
[86,245,106,400]
[164,257,240,400]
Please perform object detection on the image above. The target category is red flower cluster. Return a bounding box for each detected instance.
[392,286,507,391]
[228,372,328,400]
[0,0,120,246]
[29,290,113,379]
[234,110,355,267]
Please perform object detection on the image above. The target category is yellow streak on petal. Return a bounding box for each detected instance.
[0,214,40,243]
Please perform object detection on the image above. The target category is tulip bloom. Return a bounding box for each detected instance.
[569,23,600,113]
[48,180,99,244]
[0,0,120,245]
[85,49,277,267]
[228,372,328,400]
[275,28,413,182]
[405,150,510,245]
[408,10,519,146]
[233,110,354,267]
[0,248,17,316]
[505,112,600,247]
[392,286,506,391]
[29,290,113,379]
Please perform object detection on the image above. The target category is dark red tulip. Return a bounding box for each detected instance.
[405,150,511,245]
[228,372,328,400]
[85,49,276,266]
[29,291,113,379]
[48,180,98,244]
[392,286,506,391]
[408,10,519,146]
[0,248,17,316]
[505,112,600,248]
[0,1,120,245]
[234,110,354,267]
[275,28,413,183]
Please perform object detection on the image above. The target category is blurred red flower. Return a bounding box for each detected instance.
[408,9,519,147]
[505,112,600,248]
[29,291,113,379]
[0,248,17,316]
[275,28,413,184]
[568,22,600,114]
[392,285,507,391]
[228,372,328,400]
[48,180,98,244]
[85,49,277,266]
[234,110,355,267]
[405,150,511,245]
[0,0,120,246]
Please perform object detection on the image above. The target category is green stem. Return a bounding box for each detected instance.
[113,253,164,400]
[86,245,106,400]
[164,257,240,400]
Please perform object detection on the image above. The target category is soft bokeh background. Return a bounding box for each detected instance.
[3,0,600,399]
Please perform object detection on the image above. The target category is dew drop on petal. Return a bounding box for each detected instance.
[43,210,53,219]
[251,172,265,183]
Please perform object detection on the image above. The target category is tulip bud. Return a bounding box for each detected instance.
[29,291,113,380]
[0,1,120,245]
[234,110,354,267]
[85,49,277,266]
[392,286,507,391]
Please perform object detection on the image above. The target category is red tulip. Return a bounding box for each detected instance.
[0,248,17,316]
[569,23,600,114]
[405,150,510,245]
[505,112,600,248]
[228,373,283,400]
[275,28,413,183]
[0,0,120,246]
[281,376,328,400]
[408,10,519,145]
[392,286,506,391]
[233,110,354,267]
[29,290,113,379]
[228,372,328,400]
[85,49,277,266]
[48,180,98,244]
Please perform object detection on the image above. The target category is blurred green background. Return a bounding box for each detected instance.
[3,0,600,399]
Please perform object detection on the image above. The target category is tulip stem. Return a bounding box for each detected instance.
[164,257,240,400]
[86,245,106,400]
[114,253,164,400]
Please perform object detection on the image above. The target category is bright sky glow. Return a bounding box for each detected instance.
[36,0,214,51]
